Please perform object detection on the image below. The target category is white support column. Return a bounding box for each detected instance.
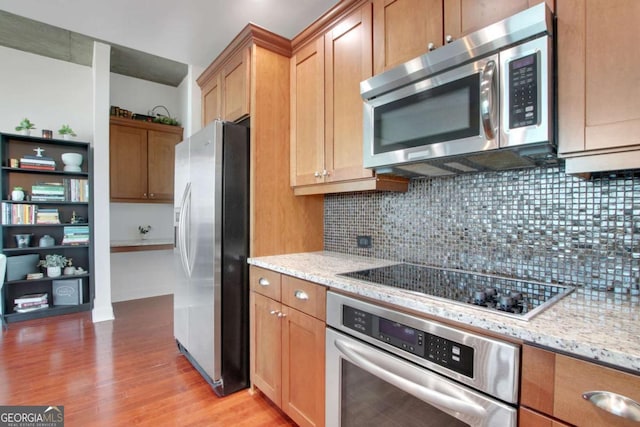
[91,41,114,322]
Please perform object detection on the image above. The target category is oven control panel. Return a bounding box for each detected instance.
[343,305,474,378]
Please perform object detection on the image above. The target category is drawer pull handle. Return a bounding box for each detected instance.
[294,290,309,301]
[269,310,279,316]
[258,277,270,287]
[582,391,640,421]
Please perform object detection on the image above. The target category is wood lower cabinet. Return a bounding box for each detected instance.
[109,117,183,203]
[250,266,326,427]
[557,0,640,174]
[521,344,640,427]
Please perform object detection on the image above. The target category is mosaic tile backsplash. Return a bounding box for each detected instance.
[324,166,640,292]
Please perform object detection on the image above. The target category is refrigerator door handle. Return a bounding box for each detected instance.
[178,182,192,277]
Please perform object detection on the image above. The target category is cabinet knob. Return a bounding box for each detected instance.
[428,42,436,51]
[258,277,270,287]
[269,310,280,316]
[150,193,155,198]
[294,290,309,301]
[322,170,329,177]
[143,193,147,198]
[277,312,287,318]
[314,171,321,178]
[445,35,454,44]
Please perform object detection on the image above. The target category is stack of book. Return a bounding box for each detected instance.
[19,155,56,171]
[14,293,49,313]
[36,208,60,224]
[31,183,66,202]
[1,202,37,224]
[62,225,90,245]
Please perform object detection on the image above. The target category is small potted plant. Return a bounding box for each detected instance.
[138,225,152,240]
[58,124,77,140]
[38,254,68,278]
[15,118,36,136]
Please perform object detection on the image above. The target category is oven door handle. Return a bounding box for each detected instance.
[334,338,487,419]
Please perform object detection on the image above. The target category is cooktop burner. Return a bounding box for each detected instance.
[339,263,574,320]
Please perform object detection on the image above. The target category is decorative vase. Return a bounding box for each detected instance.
[20,129,31,136]
[141,233,148,240]
[61,152,83,172]
[47,266,62,278]
[11,189,24,201]
[64,266,76,275]
[63,134,71,140]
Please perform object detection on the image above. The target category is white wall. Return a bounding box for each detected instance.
[110,250,175,302]
[110,203,174,240]
[0,46,93,139]
[110,73,182,123]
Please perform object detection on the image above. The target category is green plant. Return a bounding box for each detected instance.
[38,254,68,268]
[152,116,181,127]
[138,225,152,235]
[58,124,77,136]
[15,118,36,131]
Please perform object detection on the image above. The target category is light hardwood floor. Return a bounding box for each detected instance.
[0,295,295,426]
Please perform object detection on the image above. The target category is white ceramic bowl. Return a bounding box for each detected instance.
[61,152,83,172]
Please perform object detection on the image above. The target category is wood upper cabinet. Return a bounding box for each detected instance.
[109,118,183,203]
[223,47,251,122]
[521,344,640,427]
[443,0,553,42]
[200,47,251,125]
[325,4,374,183]
[557,0,640,174]
[202,73,221,125]
[291,35,325,187]
[290,3,405,195]
[373,0,443,74]
[249,266,325,427]
[372,0,552,74]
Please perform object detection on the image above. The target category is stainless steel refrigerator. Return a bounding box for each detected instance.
[173,120,249,396]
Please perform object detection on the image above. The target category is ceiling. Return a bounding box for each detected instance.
[0,0,340,86]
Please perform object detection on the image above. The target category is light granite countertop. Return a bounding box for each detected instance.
[248,251,640,373]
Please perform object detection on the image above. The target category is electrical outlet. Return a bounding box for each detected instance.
[357,235,372,248]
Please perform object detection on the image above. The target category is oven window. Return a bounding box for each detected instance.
[340,359,469,427]
[373,73,480,154]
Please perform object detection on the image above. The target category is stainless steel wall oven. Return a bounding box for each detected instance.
[326,292,520,426]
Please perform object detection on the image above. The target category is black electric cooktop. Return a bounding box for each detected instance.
[339,263,573,320]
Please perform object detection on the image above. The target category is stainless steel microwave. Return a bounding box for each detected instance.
[361,4,555,177]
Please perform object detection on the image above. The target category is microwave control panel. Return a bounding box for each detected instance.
[508,52,539,129]
[343,305,474,378]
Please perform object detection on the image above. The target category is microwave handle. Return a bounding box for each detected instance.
[480,60,497,140]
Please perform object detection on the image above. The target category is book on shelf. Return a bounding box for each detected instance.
[36,208,60,224]
[15,304,49,313]
[62,225,90,245]
[1,202,37,224]
[14,292,48,305]
[15,299,49,309]
[32,183,65,195]
[62,178,89,202]
[20,164,56,171]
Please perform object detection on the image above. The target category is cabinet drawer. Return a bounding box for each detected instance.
[250,266,281,300]
[554,354,640,427]
[281,275,326,321]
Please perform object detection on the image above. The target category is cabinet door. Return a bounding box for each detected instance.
[281,306,325,427]
[109,124,148,201]
[290,36,325,187]
[250,292,282,406]
[147,130,181,202]
[223,47,251,122]
[444,0,552,41]
[202,73,221,126]
[325,4,374,182]
[558,0,640,155]
[373,0,443,74]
